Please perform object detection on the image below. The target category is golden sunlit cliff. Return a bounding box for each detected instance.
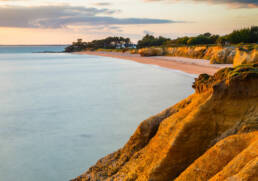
[72,64,258,181]
[138,46,258,66]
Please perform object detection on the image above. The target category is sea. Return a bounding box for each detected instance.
[0,46,195,181]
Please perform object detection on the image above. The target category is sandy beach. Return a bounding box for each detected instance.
[77,51,232,75]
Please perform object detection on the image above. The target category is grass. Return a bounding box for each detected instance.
[228,64,258,78]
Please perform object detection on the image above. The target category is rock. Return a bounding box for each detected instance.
[72,64,258,181]
[234,49,258,66]
[176,131,258,181]
[147,46,258,65]
[138,48,164,56]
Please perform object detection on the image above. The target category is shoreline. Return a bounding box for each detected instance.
[76,51,232,75]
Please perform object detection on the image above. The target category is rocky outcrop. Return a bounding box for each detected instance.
[233,49,258,66]
[138,47,164,57]
[72,64,258,181]
[139,46,258,65]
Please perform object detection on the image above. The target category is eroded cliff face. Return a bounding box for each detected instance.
[176,132,258,181]
[72,64,258,181]
[139,46,258,65]
[165,46,237,64]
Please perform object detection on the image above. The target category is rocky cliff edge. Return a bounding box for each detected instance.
[72,64,258,181]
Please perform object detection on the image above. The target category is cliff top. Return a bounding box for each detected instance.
[193,63,258,93]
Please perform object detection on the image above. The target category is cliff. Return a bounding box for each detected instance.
[72,64,258,181]
[138,46,258,66]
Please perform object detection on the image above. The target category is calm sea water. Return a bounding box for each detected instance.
[0,45,66,53]
[0,46,195,181]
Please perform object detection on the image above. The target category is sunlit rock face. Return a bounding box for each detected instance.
[72,64,258,181]
[154,46,257,65]
[176,132,258,181]
[233,49,258,66]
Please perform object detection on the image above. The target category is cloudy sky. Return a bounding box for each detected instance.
[0,0,257,44]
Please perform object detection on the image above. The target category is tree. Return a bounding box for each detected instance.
[65,37,132,52]
[203,32,212,37]
[250,26,258,43]
[226,26,258,44]
[187,35,210,45]
[176,36,189,45]
[216,36,228,45]
[137,34,170,48]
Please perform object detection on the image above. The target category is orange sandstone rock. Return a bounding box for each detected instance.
[176,132,258,181]
[162,46,257,65]
[72,64,258,181]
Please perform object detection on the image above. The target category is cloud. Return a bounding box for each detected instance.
[144,0,258,8]
[93,2,112,6]
[0,5,179,29]
[143,30,154,35]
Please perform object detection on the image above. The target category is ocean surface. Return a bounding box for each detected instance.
[0,46,195,181]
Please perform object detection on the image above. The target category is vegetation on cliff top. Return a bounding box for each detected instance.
[137,34,170,48]
[226,26,258,44]
[65,26,258,53]
[140,26,258,47]
[65,37,132,52]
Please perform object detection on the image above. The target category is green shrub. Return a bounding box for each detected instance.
[187,34,219,45]
[226,26,258,44]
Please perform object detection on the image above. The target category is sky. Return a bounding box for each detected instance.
[0,0,257,45]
